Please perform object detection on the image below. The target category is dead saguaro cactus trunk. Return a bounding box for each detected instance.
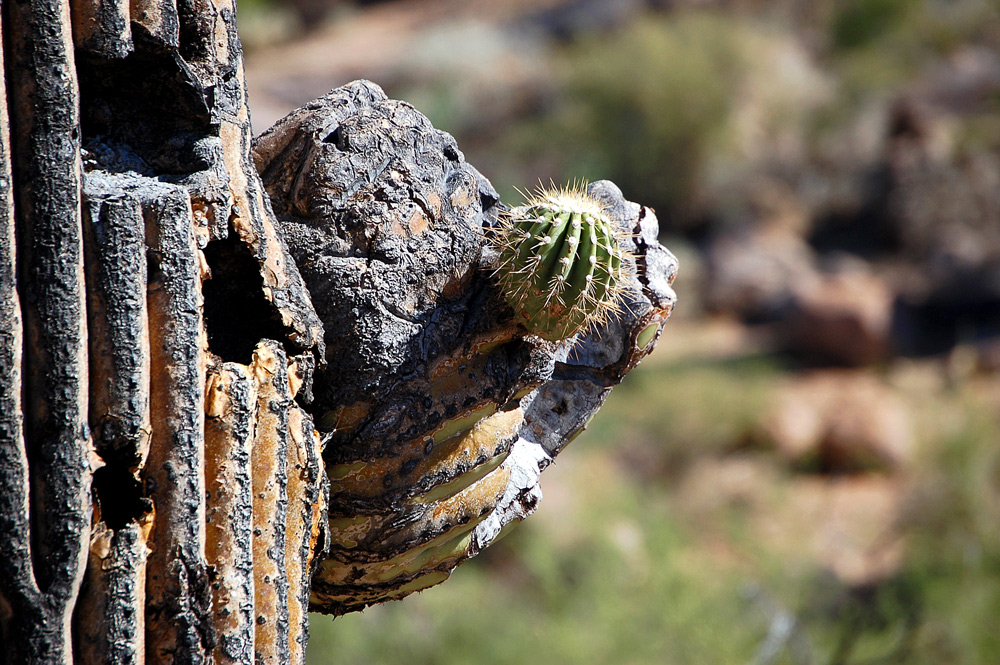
[0,1,677,664]
[0,1,326,663]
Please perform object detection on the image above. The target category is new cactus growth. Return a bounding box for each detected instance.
[493,185,632,341]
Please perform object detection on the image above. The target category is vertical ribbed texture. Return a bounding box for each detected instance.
[143,186,211,665]
[205,363,257,665]
[285,404,327,664]
[0,4,34,650]
[82,191,151,472]
[249,341,291,665]
[74,520,151,665]
[2,0,91,661]
[74,184,153,665]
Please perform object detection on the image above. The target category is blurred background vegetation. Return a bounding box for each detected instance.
[241,1,1000,663]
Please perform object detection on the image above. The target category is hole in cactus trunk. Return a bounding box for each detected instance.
[92,465,150,531]
[202,236,300,364]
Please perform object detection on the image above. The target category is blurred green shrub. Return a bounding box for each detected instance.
[832,0,919,50]
[544,11,833,234]
[555,13,739,232]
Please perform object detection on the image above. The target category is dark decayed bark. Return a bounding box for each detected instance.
[1,1,92,662]
[253,81,678,615]
[142,183,212,665]
[0,0,677,660]
[1,0,327,663]
[82,190,150,474]
[77,182,151,665]
[0,3,31,654]
[74,520,151,665]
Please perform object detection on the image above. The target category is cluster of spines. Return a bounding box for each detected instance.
[493,184,631,341]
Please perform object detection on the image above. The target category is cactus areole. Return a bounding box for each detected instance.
[492,185,632,341]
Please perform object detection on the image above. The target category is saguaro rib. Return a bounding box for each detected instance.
[0,6,36,639]
[73,519,151,665]
[205,362,257,665]
[71,0,132,59]
[142,185,212,665]
[72,178,153,665]
[249,341,291,665]
[3,0,91,662]
[285,404,326,665]
[82,189,151,471]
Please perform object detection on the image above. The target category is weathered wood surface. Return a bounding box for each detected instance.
[0,4,33,659]
[204,363,256,665]
[253,80,678,615]
[76,182,151,665]
[1,0,326,663]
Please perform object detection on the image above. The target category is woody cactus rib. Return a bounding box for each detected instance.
[0,0,328,662]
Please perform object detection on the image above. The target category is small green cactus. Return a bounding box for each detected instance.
[492,184,632,341]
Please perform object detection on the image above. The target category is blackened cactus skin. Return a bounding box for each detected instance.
[493,185,632,341]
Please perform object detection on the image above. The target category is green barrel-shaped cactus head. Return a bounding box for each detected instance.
[493,185,631,341]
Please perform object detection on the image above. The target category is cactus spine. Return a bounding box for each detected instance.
[493,185,631,341]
